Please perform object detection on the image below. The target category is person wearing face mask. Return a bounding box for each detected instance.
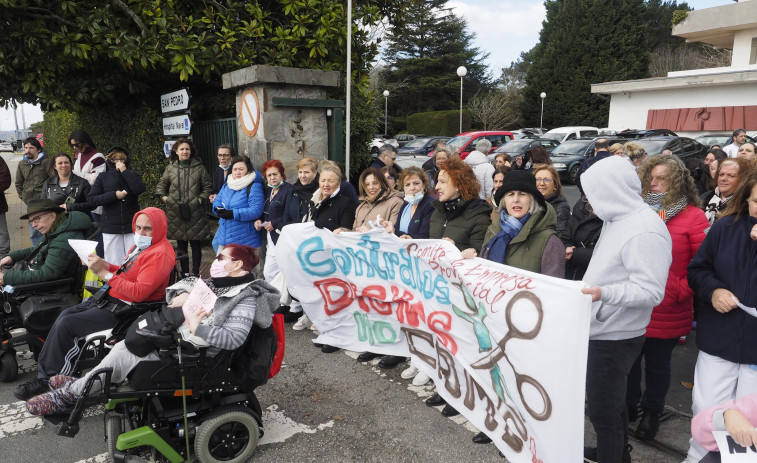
[13,207,176,401]
[209,144,235,204]
[213,155,265,253]
[87,147,146,264]
[254,160,294,285]
[338,167,403,234]
[24,245,279,416]
[374,166,435,371]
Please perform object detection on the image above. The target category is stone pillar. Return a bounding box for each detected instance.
[222,65,340,175]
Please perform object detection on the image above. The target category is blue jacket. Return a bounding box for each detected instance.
[264,181,294,245]
[688,215,757,364]
[213,173,265,248]
[394,194,434,239]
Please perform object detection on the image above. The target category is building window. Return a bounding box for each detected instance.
[751,37,757,65]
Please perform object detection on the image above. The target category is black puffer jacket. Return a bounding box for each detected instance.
[312,190,356,232]
[545,193,571,245]
[41,173,93,213]
[564,197,603,281]
[87,160,146,234]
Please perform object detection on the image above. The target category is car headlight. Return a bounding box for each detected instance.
[552,163,566,169]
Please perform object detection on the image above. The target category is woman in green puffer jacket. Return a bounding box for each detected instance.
[155,137,212,276]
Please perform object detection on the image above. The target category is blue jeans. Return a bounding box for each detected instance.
[586,336,645,463]
[626,337,679,414]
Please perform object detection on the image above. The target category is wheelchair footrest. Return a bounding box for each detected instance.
[43,412,79,437]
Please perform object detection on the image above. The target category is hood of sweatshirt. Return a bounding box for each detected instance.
[132,207,168,244]
[581,155,646,222]
[464,150,490,167]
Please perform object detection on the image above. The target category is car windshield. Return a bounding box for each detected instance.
[446,136,471,151]
[494,140,532,153]
[403,138,431,149]
[695,136,728,146]
[550,140,592,155]
[633,139,671,155]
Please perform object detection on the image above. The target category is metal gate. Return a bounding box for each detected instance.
[192,118,238,175]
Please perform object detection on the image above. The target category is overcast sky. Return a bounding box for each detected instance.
[0,0,730,133]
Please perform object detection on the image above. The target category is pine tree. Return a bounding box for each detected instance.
[521,0,649,128]
[381,0,491,123]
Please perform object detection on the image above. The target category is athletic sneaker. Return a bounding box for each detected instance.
[13,378,49,401]
[584,444,631,463]
[293,314,312,331]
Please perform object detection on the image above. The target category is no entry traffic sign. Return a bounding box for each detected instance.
[240,88,260,137]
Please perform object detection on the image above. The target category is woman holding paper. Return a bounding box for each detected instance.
[336,167,403,233]
[254,159,293,282]
[25,244,279,416]
[684,171,757,462]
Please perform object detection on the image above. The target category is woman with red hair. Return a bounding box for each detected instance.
[255,159,294,284]
[213,155,265,252]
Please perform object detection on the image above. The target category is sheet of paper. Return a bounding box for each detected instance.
[733,296,757,319]
[68,239,99,264]
[181,279,217,325]
[712,430,757,462]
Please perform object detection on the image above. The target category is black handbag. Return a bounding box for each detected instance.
[18,294,80,337]
[178,203,191,221]
[124,306,185,356]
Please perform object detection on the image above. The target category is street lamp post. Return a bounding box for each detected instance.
[383,90,390,136]
[457,66,467,133]
[540,92,547,131]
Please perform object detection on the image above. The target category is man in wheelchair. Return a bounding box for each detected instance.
[0,198,92,289]
[14,207,176,401]
[23,244,278,416]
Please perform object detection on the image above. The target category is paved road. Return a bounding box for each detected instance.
[0,153,700,462]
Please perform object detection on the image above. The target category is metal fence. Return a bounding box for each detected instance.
[192,118,238,177]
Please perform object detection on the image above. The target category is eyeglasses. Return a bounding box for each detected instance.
[215,254,237,262]
[110,157,126,162]
[535,178,554,184]
[70,142,82,149]
[28,212,51,225]
[385,175,395,180]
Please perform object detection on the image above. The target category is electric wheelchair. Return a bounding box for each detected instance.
[43,309,279,463]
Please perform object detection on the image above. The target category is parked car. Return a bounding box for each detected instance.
[631,136,708,160]
[486,138,560,163]
[397,136,449,157]
[510,128,545,139]
[394,133,426,147]
[446,131,514,159]
[550,137,628,184]
[542,126,600,143]
[617,129,678,139]
[370,134,399,155]
[0,141,12,152]
[695,133,757,149]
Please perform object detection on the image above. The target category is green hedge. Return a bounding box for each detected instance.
[407,110,471,136]
[42,104,167,209]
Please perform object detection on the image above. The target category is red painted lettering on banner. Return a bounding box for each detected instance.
[428,311,457,355]
[314,278,359,315]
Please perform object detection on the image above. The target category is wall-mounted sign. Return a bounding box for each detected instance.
[160,89,190,114]
[163,140,177,157]
[240,88,260,137]
[163,114,192,136]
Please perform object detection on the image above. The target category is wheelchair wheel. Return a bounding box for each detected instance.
[0,351,18,382]
[194,410,259,463]
[106,415,122,460]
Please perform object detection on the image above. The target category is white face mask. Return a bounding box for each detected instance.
[404,192,424,205]
[133,233,152,250]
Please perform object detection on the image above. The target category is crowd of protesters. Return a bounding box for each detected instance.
[4,127,757,463]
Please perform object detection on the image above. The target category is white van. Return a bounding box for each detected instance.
[543,126,600,143]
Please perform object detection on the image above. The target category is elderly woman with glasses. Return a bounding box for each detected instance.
[24,244,279,416]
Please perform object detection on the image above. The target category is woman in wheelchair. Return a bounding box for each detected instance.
[0,198,92,287]
[25,243,279,416]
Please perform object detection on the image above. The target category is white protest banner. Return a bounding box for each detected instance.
[278,223,592,462]
[713,430,757,462]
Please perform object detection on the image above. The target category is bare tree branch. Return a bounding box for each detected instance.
[113,0,151,36]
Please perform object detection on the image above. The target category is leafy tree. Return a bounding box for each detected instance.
[522,0,650,128]
[379,0,491,123]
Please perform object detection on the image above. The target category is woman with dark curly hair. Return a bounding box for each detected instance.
[625,155,709,440]
[424,156,492,412]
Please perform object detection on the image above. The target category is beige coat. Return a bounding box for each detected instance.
[353,189,404,229]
